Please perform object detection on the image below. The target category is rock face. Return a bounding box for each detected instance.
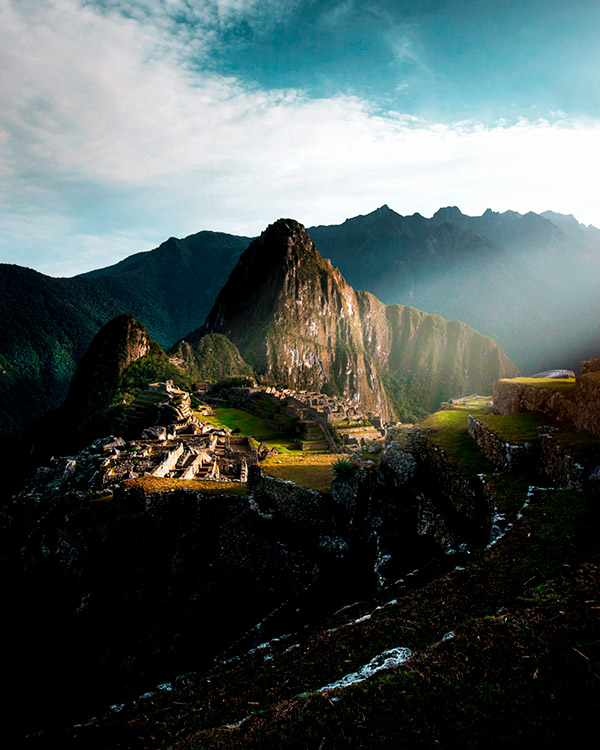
[204,219,390,417]
[202,219,518,420]
[575,370,600,436]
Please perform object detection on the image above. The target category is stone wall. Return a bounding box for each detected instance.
[247,465,325,532]
[404,428,492,545]
[467,415,538,471]
[493,366,600,438]
[574,371,600,436]
[581,357,600,375]
[492,379,576,422]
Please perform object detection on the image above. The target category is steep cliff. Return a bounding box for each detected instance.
[202,219,518,420]
[204,219,391,417]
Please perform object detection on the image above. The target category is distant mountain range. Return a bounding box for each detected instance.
[1,206,597,440]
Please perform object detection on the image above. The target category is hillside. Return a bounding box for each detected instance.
[16,387,600,747]
[0,231,249,440]
[309,206,600,373]
[169,332,254,382]
[201,218,518,420]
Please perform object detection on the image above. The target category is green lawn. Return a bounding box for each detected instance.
[498,377,576,392]
[195,407,280,439]
[197,408,329,455]
[476,412,554,444]
[419,405,493,475]
[261,454,338,492]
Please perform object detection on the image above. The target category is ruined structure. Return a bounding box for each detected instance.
[493,357,600,438]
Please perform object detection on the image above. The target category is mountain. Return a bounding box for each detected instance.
[81,230,251,344]
[309,206,600,373]
[2,205,596,440]
[0,231,249,441]
[47,314,195,453]
[201,219,518,420]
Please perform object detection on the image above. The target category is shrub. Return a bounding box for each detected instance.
[332,457,358,480]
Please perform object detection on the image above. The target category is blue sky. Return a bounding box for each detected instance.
[1,0,599,275]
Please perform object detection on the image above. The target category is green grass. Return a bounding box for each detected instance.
[193,407,329,455]
[123,477,247,495]
[419,406,493,475]
[261,454,337,492]
[499,377,576,392]
[476,412,554,444]
[67,484,600,748]
[263,438,307,455]
[195,407,280,439]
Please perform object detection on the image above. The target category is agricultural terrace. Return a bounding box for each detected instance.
[194,405,330,456]
[419,397,494,476]
[496,377,576,392]
[261,454,338,493]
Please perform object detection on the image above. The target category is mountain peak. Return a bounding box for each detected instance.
[433,206,464,222]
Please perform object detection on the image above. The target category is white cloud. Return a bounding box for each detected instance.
[0,0,599,276]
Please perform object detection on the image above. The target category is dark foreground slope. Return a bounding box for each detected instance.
[22,399,599,749]
[201,219,518,420]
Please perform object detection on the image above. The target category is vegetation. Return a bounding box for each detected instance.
[476,411,554,444]
[51,481,599,748]
[419,404,494,476]
[332,456,359,480]
[261,454,338,492]
[120,341,193,394]
[209,375,256,391]
[170,333,254,382]
[498,376,576,391]
[124,477,247,495]
[197,407,279,439]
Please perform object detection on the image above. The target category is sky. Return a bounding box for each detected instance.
[1,0,600,276]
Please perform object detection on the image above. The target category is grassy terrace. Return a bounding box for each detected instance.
[196,407,280,438]
[476,411,555,444]
[123,476,247,495]
[260,454,338,493]
[419,400,494,475]
[195,406,329,456]
[498,376,576,392]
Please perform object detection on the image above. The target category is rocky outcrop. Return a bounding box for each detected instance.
[201,219,518,421]
[248,465,325,532]
[581,357,600,375]
[62,314,152,425]
[404,427,492,546]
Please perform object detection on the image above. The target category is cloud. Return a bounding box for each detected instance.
[0,0,599,276]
